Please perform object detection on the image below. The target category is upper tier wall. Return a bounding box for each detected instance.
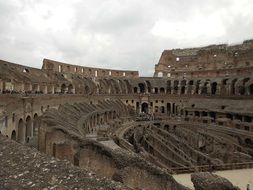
[42,59,139,78]
[154,39,253,78]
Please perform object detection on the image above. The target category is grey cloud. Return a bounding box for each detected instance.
[0,0,253,76]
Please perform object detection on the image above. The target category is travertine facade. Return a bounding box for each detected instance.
[0,39,253,189]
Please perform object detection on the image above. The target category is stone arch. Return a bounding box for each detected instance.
[237,78,250,95]
[33,113,39,136]
[230,78,237,95]
[138,83,146,93]
[118,80,127,94]
[68,84,74,94]
[201,81,208,95]
[11,130,16,140]
[141,102,149,114]
[220,79,228,95]
[61,84,67,93]
[26,116,33,142]
[188,80,194,94]
[160,106,165,113]
[84,86,90,94]
[180,80,186,94]
[172,103,176,114]
[124,79,132,94]
[134,87,138,93]
[248,83,253,95]
[146,80,152,93]
[17,119,25,143]
[160,87,165,94]
[167,103,171,114]
[173,80,179,94]
[196,80,201,94]
[167,80,172,94]
[211,82,217,95]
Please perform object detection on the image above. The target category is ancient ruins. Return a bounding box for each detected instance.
[0,39,253,189]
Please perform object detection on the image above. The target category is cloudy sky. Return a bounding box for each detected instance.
[0,0,253,76]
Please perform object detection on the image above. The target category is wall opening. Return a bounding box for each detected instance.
[141,102,149,114]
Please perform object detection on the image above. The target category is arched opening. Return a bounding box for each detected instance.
[160,106,165,113]
[201,82,208,94]
[211,82,217,95]
[138,83,145,93]
[157,72,163,77]
[154,88,158,94]
[17,119,25,143]
[26,116,32,142]
[68,84,74,94]
[220,79,228,95]
[146,81,152,93]
[173,81,179,94]
[172,103,175,114]
[134,87,138,93]
[181,86,185,94]
[196,80,201,94]
[167,103,171,114]
[210,112,216,121]
[231,79,237,95]
[238,78,250,95]
[195,111,200,117]
[61,84,66,93]
[141,102,149,114]
[167,80,171,94]
[84,86,90,94]
[238,86,245,95]
[248,84,253,95]
[33,114,39,136]
[160,88,165,94]
[11,130,16,140]
[181,80,186,94]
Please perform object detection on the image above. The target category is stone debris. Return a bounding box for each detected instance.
[191,172,240,190]
[0,135,131,190]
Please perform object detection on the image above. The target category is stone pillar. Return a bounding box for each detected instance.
[171,86,175,94]
[178,85,181,95]
[0,80,3,92]
[216,84,221,95]
[207,83,211,94]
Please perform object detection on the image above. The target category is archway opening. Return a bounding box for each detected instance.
[26,116,32,142]
[138,83,145,93]
[68,84,74,94]
[61,84,66,93]
[11,130,16,140]
[249,84,253,95]
[146,81,152,93]
[211,82,217,95]
[167,80,171,94]
[160,106,165,113]
[141,102,149,114]
[17,119,25,143]
[231,79,237,95]
[33,114,39,136]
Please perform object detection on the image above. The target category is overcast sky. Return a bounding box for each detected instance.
[0,0,253,76]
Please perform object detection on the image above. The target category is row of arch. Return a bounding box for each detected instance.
[2,77,253,96]
[82,111,118,134]
[14,114,39,143]
[134,77,253,96]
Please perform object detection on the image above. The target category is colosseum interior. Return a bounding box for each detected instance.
[1,39,253,190]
